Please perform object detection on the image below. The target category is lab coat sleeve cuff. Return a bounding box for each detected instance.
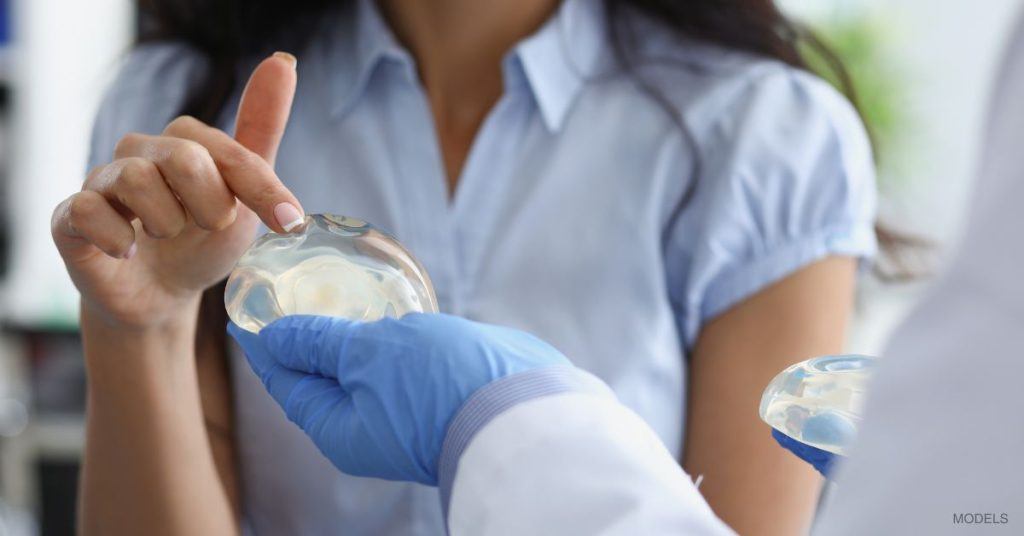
[437,365,615,519]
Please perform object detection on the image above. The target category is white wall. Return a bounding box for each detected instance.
[783,0,1023,353]
[2,0,134,328]
[785,0,1022,240]
[883,0,1020,241]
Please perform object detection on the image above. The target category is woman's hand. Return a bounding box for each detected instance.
[52,52,303,331]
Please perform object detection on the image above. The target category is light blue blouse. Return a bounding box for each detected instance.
[89,0,876,533]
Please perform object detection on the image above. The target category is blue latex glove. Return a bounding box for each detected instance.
[771,429,839,477]
[228,313,570,486]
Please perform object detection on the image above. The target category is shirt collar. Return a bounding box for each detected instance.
[327,0,410,118]
[514,0,609,131]
[328,0,609,130]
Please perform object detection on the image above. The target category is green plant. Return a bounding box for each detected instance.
[802,13,913,194]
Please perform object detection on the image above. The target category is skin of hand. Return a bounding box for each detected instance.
[54,53,301,535]
[684,257,857,536]
[52,52,303,332]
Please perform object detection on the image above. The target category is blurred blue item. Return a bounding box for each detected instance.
[228,313,571,485]
[772,428,838,477]
[0,0,8,45]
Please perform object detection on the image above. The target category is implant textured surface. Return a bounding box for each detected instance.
[225,214,438,333]
[759,354,875,455]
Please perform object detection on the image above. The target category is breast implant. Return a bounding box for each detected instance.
[758,354,876,455]
[225,214,438,333]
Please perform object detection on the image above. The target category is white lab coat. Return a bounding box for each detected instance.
[446,390,734,535]
[444,13,1024,535]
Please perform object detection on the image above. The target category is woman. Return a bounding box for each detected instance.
[54,0,877,534]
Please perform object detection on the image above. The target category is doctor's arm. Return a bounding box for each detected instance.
[684,256,857,535]
[230,314,733,535]
[444,373,734,535]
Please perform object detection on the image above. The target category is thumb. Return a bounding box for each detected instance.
[234,52,298,165]
[228,321,352,434]
[261,369,369,478]
[227,321,275,376]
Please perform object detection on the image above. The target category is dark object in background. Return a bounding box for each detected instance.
[27,333,86,415]
[37,459,78,536]
[2,332,87,535]
[0,0,8,279]
[0,82,10,279]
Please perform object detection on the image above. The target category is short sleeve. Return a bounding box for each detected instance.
[666,66,878,348]
[87,42,208,171]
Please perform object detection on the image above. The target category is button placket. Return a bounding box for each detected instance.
[385,67,462,315]
[448,95,528,298]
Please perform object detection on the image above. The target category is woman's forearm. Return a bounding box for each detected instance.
[79,303,237,536]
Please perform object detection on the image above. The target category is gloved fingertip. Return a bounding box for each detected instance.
[227,321,259,349]
[226,321,249,342]
[226,322,277,376]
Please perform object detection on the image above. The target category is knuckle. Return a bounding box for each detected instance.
[164,115,201,135]
[192,202,236,231]
[145,207,188,239]
[113,132,145,156]
[66,192,98,226]
[113,235,135,256]
[51,197,74,237]
[166,212,189,235]
[168,140,213,180]
[117,158,154,194]
[147,220,184,239]
[203,204,237,231]
[85,164,107,184]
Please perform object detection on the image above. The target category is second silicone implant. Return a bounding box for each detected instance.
[759,354,875,455]
[225,214,439,333]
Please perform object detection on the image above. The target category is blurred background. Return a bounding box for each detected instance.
[0,0,1019,533]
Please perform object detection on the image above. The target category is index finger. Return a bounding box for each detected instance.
[187,51,304,232]
[229,320,354,435]
[236,52,302,231]
[235,52,298,166]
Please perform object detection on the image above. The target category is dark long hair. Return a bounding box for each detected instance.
[139,0,855,125]
[138,0,918,278]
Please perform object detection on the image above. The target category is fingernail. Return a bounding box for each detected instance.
[273,51,297,69]
[274,202,304,232]
[124,243,137,259]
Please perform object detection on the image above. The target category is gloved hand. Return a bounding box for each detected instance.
[228,313,571,486]
[771,429,839,477]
